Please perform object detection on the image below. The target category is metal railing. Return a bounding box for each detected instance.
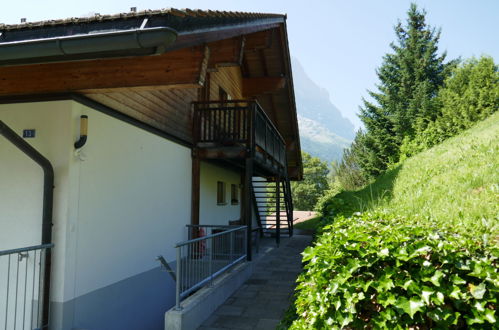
[0,244,53,330]
[173,226,247,310]
[187,224,260,253]
[193,100,286,167]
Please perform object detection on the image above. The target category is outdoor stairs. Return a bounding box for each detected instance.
[251,176,293,239]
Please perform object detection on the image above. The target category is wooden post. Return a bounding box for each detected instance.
[276,176,280,247]
[191,152,200,238]
[244,103,256,261]
[191,99,202,238]
[244,158,253,261]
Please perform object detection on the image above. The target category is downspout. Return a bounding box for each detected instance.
[0,120,54,328]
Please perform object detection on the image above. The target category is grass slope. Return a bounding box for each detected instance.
[284,114,499,329]
[329,112,499,238]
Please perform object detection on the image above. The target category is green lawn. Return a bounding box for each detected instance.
[327,112,499,239]
[294,216,321,231]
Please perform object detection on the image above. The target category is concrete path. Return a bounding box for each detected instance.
[292,211,318,225]
[198,235,312,330]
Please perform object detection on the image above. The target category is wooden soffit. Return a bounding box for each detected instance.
[0,46,210,97]
[242,77,286,97]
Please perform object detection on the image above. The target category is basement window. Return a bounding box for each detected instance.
[217,181,226,205]
[231,184,239,205]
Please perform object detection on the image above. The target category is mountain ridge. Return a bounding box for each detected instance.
[292,57,355,162]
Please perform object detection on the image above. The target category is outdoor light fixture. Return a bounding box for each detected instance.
[74,115,88,149]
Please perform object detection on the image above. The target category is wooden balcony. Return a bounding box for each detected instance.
[193,100,286,175]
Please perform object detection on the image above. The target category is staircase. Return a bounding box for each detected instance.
[251,175,293,241]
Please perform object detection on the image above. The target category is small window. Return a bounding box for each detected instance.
[231,184,239,205]
[217,181,226,205]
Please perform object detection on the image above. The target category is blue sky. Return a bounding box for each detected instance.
[2,0,498,129]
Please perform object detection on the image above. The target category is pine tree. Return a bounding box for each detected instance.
[358,3,457,175]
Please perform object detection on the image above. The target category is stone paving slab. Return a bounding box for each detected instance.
[198,235,312,330]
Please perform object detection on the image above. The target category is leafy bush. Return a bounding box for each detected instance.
[292,152,330,210]
[290,212,498,329]
[401,56,499,159]
[315,190,342,217]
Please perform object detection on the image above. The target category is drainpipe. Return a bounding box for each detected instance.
[0,120,54,328]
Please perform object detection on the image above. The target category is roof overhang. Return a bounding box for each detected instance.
[0,9,302,179]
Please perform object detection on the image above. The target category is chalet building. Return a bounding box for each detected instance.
[0,8,302,330]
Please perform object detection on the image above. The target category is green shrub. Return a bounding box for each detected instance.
[315,190,341,217]
[290,212,498,329]
[400,56,499,160]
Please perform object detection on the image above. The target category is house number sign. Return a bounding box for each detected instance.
[23,129,36,138]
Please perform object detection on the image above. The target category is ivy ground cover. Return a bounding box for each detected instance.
[290,213,498,329]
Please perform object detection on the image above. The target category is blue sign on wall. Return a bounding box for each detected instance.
[23,129,36,138]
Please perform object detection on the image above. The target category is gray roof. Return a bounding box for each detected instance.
[0,8,284,31]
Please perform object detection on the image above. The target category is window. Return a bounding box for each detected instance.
[217,181,226,205]
[231,184,239,205]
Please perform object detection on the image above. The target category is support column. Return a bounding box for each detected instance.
[191,152,200,238]
[276,176,280,247]
[243,158,253,261]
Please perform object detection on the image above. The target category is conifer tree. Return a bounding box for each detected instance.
[358,3,456,175]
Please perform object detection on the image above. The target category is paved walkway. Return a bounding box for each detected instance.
[198,235,312,330]
[292,211,318,224]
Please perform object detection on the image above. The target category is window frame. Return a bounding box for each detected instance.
[230,183,239,205]
[217,181,226,205]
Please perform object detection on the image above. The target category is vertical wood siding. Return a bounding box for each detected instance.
[86,87,198,144]
[209,66,244,100]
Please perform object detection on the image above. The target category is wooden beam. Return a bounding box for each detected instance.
[287,166,302,180]
[197,146,247,159]
[206,37,243,69]
[191,154,201,226]
[259,49,269,77]
[198,45,211,86]
[276,175,281,247]
[244,29,273,51]
[81,85,199,94]
[238,37,246,66]
[241,54,250,78]
[0,47,206,96]
[243,157,253,261]
[242,77,286,97]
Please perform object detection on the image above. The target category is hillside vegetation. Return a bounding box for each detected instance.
[285,114,498,329]
[319,111,499,238]
[283,4,498,329]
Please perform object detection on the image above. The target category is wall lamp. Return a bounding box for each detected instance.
[74,115,88,149]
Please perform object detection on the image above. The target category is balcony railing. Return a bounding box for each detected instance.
[0,244,53,330]
[193,100,286,168]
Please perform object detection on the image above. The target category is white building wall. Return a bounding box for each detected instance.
[0,101,74,327]
[0,125,43,250]
[68,101,192,299]
[199,162,241,227]
[0,101,73,251]
[1,99,254,329]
